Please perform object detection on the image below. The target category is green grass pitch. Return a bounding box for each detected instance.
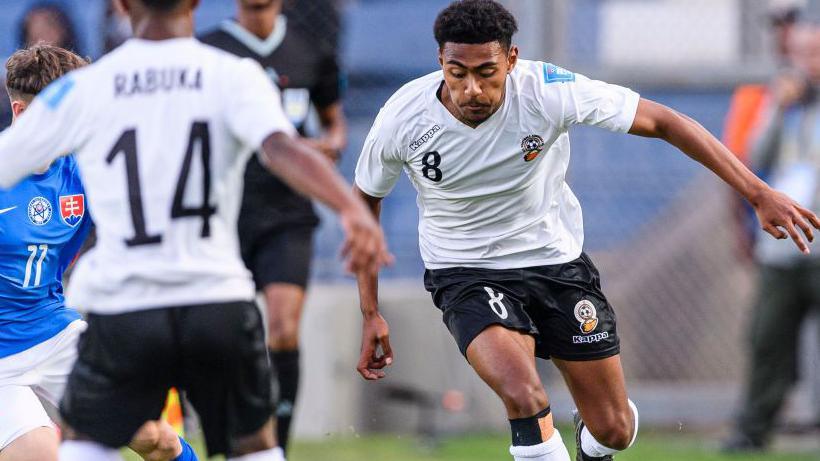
[122,429,819,460]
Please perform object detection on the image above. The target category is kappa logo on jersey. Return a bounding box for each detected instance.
[521,134,545,162]
[574,299,599,334]
[27,197,52,226]
[543,63,575,84]
[410,125,442,151]
[59,194,85,227]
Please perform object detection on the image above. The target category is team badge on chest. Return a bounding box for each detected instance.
[59,194,85,227]
[521,134,545,162]
[28,196,53,226]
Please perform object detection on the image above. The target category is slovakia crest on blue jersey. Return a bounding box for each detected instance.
[59,194,85,227]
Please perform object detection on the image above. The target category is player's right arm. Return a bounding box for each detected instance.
[352,107,404,380]
[353,187,393,380]
[0,75,89,188]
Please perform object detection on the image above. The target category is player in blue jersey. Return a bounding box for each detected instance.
[0,45,197,461]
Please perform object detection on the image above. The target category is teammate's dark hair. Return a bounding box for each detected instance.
[140,0,185,12]
[5,44,89,101]
[434,0,518,50]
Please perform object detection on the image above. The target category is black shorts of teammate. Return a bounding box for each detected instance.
[59,301,271,457]
[424,253,620,361]
[240,225,315,289]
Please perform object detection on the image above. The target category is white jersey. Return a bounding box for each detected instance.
[0,38,295,313]
[355,60,639,269]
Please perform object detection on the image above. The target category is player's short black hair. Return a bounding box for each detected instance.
[140,0,184,12]
[434,0,518,50]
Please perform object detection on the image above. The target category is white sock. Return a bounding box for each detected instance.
[509,430,571,461]
[59,440,123,461]
[580,399,639,458]
[227,447,285,461]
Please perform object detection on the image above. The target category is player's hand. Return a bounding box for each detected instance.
[339,203,393,277]
[357,312,393,380]
[772,73,807,109]
[751,186,820,254]
[302,137,341,163]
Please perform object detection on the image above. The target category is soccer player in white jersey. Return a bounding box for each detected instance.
[0,44,196,461]
[0,1,390,460]
[353,1,820,461]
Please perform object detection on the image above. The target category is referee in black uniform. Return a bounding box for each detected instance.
[200,0,346,454]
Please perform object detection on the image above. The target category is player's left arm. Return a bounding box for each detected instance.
[629,98,820,252]
[0,76,89,189]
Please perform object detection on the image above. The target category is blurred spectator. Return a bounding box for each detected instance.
[1,2,82,129]
[723,1,803,260]
[18,2,81,53]
[283,0,342,55]
[102,0,132,53]
[723,24,820,453]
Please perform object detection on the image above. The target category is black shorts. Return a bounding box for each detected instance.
[424,253,619,361]
[59,301,272,457]
[240,225,314,289]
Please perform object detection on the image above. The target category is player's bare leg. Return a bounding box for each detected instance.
[466,325,570,461]
[553,356,638,459]
[229,418,282,460]
[0,427,58,461]
[263,283,305,453]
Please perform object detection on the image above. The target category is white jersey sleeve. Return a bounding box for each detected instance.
[537,63,640,134]
[224,58,296,151]
[354,108,404,198]
[0,74,92,188]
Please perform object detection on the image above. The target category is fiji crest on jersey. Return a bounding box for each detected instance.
[59,194,85,227]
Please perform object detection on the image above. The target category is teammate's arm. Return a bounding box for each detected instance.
[351,186,393,380]
[259,132,390,276]
[629,98,820,252]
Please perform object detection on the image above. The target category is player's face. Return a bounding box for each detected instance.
[439,41,518,124]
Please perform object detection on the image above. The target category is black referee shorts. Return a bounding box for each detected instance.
[59,301,272,457]
[240,225,315,289]
[424,253,620,361]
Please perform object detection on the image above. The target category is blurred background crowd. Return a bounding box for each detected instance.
[1,0,818,456]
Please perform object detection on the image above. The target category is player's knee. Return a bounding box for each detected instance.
[0,427,59,461]
[130,421,180,461]
[588,410,634,451]
[499,381,548,417]
[267,316,299,348]
[233,419,276,456]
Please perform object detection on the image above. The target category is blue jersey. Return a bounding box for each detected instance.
[0,155,91,358]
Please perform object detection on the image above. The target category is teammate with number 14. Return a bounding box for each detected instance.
[354,2,820,461]
[0,0,389,460]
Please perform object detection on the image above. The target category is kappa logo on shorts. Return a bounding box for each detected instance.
[521,134,546,162]
[573,299,599,334]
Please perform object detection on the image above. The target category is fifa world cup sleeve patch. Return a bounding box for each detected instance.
[542,63,575,84]
[40,76,76,109]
